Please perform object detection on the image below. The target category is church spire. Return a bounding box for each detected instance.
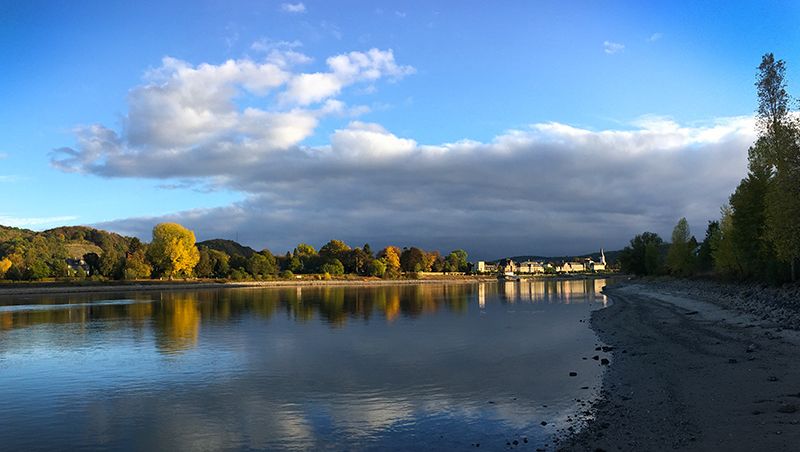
[600,248,606,265]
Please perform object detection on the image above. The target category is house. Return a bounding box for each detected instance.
[518,261,545,274]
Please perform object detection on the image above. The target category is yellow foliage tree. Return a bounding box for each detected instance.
[379,246,401,270]
[147,223,200,278]
[0,258,11,278]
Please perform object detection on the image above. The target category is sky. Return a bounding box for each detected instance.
[2,0,800,260]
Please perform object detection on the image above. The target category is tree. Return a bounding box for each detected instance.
[195,246,214,278]
[123,249,152,279]
[754,53,800,280]
[0,257,11,278]
[666,218,696,277]
[378,246,401,272]
[712,204,741,276]
[400,247,426,272]
[247,251,277,278]
[319,240,351,261]
[147,223,201,278]
[618,232,664,276]
[367,259,387,277]
[83,252,101,276]
[696,221,720,272]
[445,249,469,272]
[320,259,344,275]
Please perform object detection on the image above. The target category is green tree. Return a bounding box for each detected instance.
[123,249,152,279]
[754,53,800,280]
[247,251,278,278]
[400,247,426,272]
[712,204,741,276]
[367,259,387,277]
[445,249,469,272]
[147,223,201,278]
[320,259,344,275]
[619,232,664,276]
[666,218,696,276]
[696,221,720,272]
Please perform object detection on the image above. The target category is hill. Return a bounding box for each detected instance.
[196,239,256,257]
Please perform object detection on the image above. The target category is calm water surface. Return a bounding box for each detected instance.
[0,280,609,451]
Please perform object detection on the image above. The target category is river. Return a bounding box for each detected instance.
[0,279,609,450]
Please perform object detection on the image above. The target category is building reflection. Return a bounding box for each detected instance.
[497,278,609,304]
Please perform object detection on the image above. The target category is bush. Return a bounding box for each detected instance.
[279,270,294,279]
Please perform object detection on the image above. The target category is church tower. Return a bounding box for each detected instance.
[600,248,606,265]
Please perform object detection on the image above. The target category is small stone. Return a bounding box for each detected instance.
[541,421,548,426]
[595,346,602,351]
[728,358,738,364]
[746,344,757,353]
[512,440,518,445]
[593,355,600,360]
[601,358,610,365]
[570,371,578,376]
[768,376,779,382]
[778,404,797,413]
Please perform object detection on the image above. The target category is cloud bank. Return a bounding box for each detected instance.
[52,49,755,259]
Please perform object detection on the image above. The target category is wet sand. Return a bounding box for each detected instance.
[559,282,800,451]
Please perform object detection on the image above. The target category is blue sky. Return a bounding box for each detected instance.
[2,1,799,258]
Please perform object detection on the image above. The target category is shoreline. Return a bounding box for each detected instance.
[558,279,800,450]
[0,277,493,297]
[0,273,615,297]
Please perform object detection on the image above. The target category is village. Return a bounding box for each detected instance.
[474,249,608,276]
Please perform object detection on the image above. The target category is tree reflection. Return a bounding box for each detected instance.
[0,280,608,354]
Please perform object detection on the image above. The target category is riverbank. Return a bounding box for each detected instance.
[0,276,500,297]
[559,278,800,451]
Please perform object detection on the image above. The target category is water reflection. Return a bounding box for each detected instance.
[0,280,610,450]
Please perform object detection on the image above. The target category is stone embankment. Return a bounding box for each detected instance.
[638,277,800,330]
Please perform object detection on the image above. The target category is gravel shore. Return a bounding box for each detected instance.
[559,278,800,451]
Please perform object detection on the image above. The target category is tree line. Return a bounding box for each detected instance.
[619,53,800,284]
[0,222,471,281]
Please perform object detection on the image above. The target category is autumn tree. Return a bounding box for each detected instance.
[147,223,201,279]
[0,257,11,278]
[378,246,401,270]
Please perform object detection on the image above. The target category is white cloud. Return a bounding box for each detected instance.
[281,2,306,13]
[51,49,410,177]
[648,32,663,42]
[603,40,625,54]
[0,215,78,228]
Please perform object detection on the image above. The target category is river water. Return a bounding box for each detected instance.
[0,279,609,450]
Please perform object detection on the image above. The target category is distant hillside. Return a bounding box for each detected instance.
[502,249,622,265]
[197,239,256,257]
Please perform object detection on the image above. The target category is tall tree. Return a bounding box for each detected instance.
[147,223,201,279]
[666,218,696,276]
[755,53,800,280]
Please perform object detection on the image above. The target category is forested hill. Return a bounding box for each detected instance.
[196,239,256,258]
[503,249,621,265]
